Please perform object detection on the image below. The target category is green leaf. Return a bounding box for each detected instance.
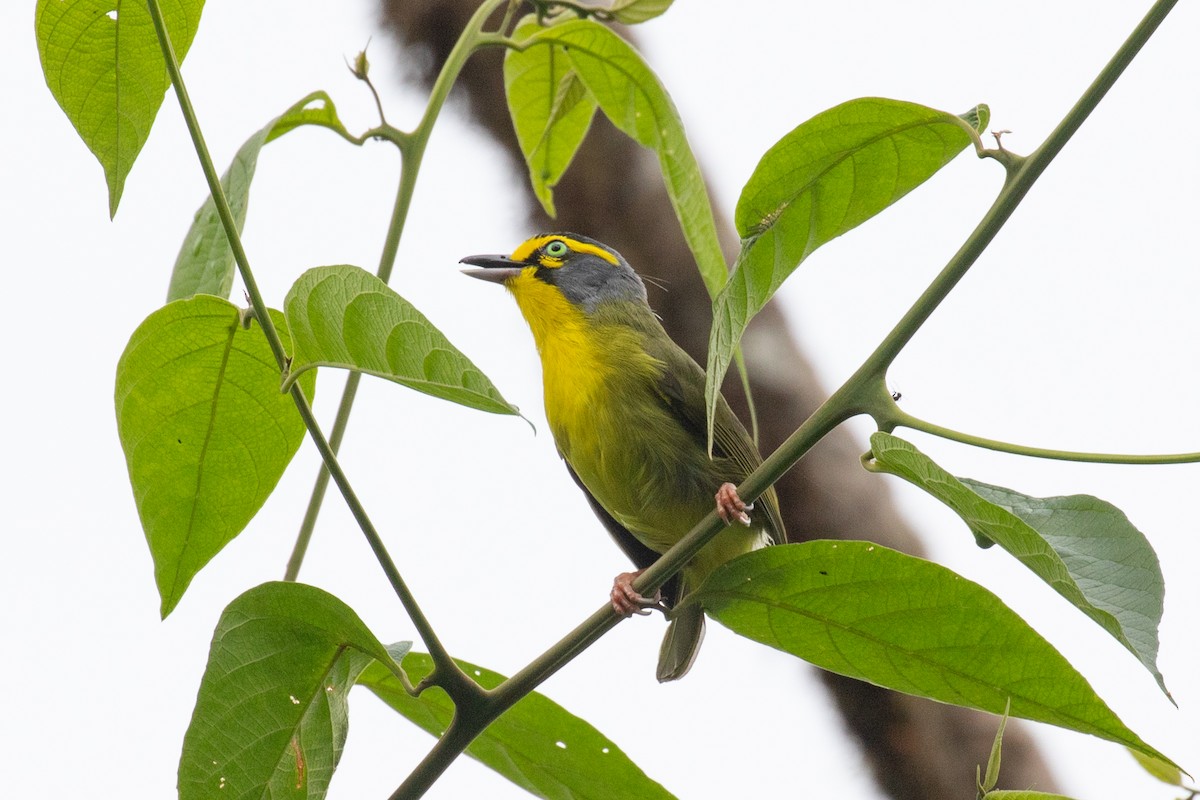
[705,99,987,444]
[607,0,675,25]
[1129,749,1185,786]
[694,541,1174,766]
[964,479,1169,696]
[359,653,676,800]
[980,700,1010,793]
[168,91,352,301]
[262,90,352,143]
[35,0,205,217]
[505,19,598,217]
[961,102,992,134]
[114,296,315,617]
[178,582,407,800]
[283,265,518,415]
[867,432,1170,700]
[526,20,726,296]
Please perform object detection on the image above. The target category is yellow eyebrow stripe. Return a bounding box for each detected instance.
[509,235,620,266]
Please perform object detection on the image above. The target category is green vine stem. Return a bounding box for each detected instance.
[144,0,467,685]
[890,406,1200,465]
[283,0,510,582]
[389,0,1182,796]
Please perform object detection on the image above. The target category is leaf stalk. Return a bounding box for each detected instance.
[891,407,1200,465]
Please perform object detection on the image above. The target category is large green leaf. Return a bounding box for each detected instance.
[283,265,517,415]
[168,91,352,301]
[178,582,407,800]
[524,20,726,296]
[114,296,315,617]
[704,99,988,444]
[504,19,598,217]
[983,793,1079,800]
[359,653,676,800]
[694,542,1173,766]
[868,432,1169,699]
[35,0,205,216]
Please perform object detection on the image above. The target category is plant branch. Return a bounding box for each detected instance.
[145,5,286,370]
[891,407,1200,465]
[384,0,1182,793]
[144,0,461,677]
[390,714,487,800]
[847,0,1179,386]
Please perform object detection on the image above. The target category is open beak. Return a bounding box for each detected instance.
[460,254,525,284]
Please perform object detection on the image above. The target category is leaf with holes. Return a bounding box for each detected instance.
[178,582,408,800]
[694,541,1175,767]
[283,265,517,415]
[35,0,206,216]
[114,296,315,617]
[505,18,598,217]
[359,652,676,800]
[168,91,352,301]
[867,431,1170,700]
[705,98,988,446]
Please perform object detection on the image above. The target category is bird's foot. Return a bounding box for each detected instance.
[715,482,753,526]
[611,569,665,617]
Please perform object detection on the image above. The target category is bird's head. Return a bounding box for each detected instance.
[461,233,647,314]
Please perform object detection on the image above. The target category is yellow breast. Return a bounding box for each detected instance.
[505,268,767,581]
[506,269,611,437]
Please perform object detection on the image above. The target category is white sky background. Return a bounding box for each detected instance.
[2,1,1197,798]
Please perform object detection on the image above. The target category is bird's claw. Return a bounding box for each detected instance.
[611,570,665,617]
[715,482,753,526]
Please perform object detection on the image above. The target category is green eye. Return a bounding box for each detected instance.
[544,240,569,257]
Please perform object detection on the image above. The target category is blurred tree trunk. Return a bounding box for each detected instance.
[376,3,1059,797]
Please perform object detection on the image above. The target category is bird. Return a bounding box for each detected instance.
[461,233,785,681]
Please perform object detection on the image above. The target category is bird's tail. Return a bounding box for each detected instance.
[656,602,705,682]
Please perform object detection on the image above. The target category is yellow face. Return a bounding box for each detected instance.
[509,234,620,270]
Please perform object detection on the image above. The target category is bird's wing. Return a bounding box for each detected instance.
[564,460,683,607]
[649,334,787,545]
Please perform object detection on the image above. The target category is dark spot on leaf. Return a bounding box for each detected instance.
[818,570,828,576]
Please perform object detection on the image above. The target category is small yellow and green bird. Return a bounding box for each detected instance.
[462,233,784,681]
